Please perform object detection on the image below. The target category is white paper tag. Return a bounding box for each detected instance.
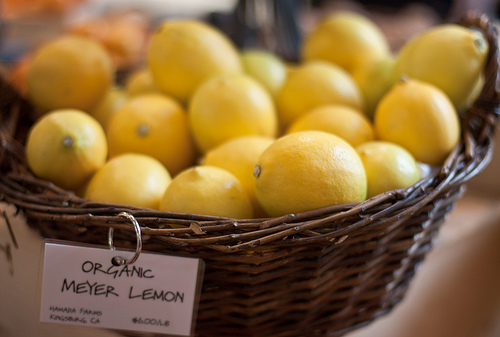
[38,239,204,336]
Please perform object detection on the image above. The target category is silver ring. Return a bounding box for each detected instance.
[108,212,142,266]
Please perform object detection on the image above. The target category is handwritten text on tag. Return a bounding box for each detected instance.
[39,240,204,336]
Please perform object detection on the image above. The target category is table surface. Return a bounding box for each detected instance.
[1,192,499,337]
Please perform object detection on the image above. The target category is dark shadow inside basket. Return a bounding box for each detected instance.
[0,10,499,337]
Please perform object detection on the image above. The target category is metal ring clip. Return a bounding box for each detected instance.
[108,212,142,266]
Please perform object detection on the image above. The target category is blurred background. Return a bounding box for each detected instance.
[1,0,498,65]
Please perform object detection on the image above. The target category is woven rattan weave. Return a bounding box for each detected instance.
[0,11,499,337]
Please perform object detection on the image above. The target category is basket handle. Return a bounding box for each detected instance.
[458,11,500,147]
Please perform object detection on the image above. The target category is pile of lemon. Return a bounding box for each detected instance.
[23,11,488,219]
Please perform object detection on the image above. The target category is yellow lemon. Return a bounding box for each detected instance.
[276,61,363,127]
[356,141,422,198]
[374,78,461,166]
[351,56,397,120]
[25,109,107,191]
[125,67,160,97]
[89,87,128,130]
[202,135,275,218]
[159,165,253,219]
[395,24,489,110]
[240,49,287,97]
[188,74,278,153]
[106,93,197,176]
[286,104,375,147]
[27,34,114,112]
[302,11,391,74]
[148,19,242,102]
[254,131,367,217]
[85,153,171,210]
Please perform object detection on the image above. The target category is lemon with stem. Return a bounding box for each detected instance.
[25,109,107,191]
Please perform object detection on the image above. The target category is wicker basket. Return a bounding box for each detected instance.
[0,11,499,337]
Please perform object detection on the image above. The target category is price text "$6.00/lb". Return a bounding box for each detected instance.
[132,317,170,327]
